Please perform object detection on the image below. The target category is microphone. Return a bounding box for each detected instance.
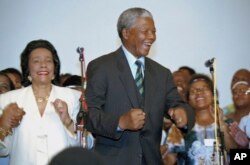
[77,47,84,61]
[205,58,215,67]
[77,47,84,54]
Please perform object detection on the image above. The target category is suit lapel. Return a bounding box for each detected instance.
[115,48,141,108]
[144,58,156,114]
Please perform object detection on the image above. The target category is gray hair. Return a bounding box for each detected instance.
[117,7,153,40]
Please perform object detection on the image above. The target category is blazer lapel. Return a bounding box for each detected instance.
[115,48,140,108]
[143,58,157,114]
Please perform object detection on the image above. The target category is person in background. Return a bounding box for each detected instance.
[0,39,80,165]
[223,69,250,115]
[178,66,196,82]
[172,70,189,102]
[229,113,250,149]
[179,74,237,164]
[226,80,250,123]
[0,71,16,165]
[85,7,195,165]
[49,147,105,165]
[0,72,15,94]
[59,73,72,86]
[229,79,250,148]
[62,75,82,91]
[2,68,22,89]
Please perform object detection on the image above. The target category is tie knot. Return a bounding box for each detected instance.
[135,60,143,68]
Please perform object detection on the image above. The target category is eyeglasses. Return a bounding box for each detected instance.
[189,86,211,95]
[232,87,249,96]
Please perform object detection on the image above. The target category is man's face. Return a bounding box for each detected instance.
[231,70,250,87]
[232,84,250,108]
[122,17,156,58]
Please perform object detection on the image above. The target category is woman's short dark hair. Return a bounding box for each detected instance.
[20,39,60,87]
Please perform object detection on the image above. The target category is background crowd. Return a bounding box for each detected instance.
[0,6,250,165]
[0,47,249,165]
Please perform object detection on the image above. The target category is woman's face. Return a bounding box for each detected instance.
[28,48,55,85]
[188,80,213,111]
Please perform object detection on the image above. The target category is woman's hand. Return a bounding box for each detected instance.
[52,99,72,128]
[229,122,249,148]
[0,103,25,139]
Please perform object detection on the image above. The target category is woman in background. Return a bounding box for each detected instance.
[0,71,15,165]
[180,74,236,165]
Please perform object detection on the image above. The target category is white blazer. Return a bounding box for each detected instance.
[0,85,81,165]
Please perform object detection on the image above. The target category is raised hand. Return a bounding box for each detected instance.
[229,122,249,148]
[52,99,72,128]
[0,103,25,139]
[118,108,146,131]
[168,107,187,128]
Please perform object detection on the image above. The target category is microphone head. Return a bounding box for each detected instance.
[77,47,85,61]
[77,47,84,54]
[205,58,215,67]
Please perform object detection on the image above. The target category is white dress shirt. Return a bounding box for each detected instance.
[122,45,145,79]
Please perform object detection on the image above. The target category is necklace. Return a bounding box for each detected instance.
[32,86,51,104]
[33,91,50,103]
[35,95,49,103]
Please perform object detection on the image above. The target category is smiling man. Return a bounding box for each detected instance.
[85,7,195,165]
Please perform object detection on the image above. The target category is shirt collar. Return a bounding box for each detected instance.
[121,45,145,69]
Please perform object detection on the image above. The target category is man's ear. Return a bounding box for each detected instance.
[122,28,129,39]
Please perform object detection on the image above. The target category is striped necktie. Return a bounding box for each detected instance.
[135,60,144,96]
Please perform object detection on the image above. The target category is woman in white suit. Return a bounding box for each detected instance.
[0,39,80,165]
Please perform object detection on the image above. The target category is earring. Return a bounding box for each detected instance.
[51,75,55,80]
[28,76,32,82]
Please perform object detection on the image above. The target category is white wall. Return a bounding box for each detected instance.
[0,0,249,107]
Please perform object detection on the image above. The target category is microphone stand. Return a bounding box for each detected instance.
[206,58,227,165]
[76,47,89,148]
[207,58,227,165]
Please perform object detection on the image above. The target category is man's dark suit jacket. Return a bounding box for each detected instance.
[85,47,195,165]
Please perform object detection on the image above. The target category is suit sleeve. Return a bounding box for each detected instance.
[164,71,195,132]
[85,60,123,140]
